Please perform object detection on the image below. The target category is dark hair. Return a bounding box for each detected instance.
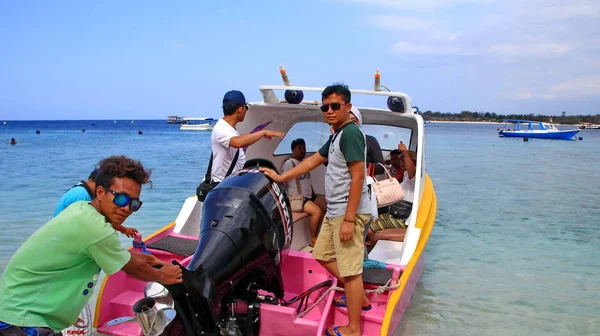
[223,104,241,116]
[390,149,401,156]
[88,166,100,180]
[94,155,152,189]
[291,138,305,150]
[322,83,351,104]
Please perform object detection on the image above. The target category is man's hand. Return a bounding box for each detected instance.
[118,226,139,238]
[339,220,354,243]
[159,263,183,285]
[398,141,408,153]
[262,130,285,140]
[259,167,284,182]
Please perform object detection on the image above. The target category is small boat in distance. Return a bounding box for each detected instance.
[179,117,217,131]
[167,116,185,124]
[498,119,580,140]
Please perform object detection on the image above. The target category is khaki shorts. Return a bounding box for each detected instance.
[312,214,371,278]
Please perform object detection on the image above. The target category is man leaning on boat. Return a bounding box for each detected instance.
[0,155,183,336]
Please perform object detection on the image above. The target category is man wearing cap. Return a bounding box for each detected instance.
[398,142,417,202]
[210,90,284,183]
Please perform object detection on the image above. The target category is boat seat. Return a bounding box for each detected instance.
[368,240,404,265]
[146,235,199,257]
[292,211,310,223]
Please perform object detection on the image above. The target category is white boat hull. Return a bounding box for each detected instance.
[179,124,214,131]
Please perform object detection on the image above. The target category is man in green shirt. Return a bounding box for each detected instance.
[0,155,183,335]
[260,84,371,336]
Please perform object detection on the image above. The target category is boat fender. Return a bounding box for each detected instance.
[579,136,583,140]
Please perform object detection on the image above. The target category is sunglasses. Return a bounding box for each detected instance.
[104,186,143,212]
[320,103,347,112]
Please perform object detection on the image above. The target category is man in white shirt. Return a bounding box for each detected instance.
[280,138,326,247]
[210,90,284,182]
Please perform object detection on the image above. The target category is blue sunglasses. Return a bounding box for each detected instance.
[104,187,143,212]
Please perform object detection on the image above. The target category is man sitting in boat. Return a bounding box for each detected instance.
[210,90,284,182]
[0,155,183,335]
[260,84,371,336]
[280,138,326,247]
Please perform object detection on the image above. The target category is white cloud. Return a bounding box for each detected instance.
[367,16,433,30]
[391,41,472,55]
[345,0,600,99]
[546,75,600,99]
[345,0,492,10]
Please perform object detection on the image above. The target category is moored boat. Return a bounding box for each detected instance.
[179,117,217,131]
[498,119,580,140]
[93,70,437,336]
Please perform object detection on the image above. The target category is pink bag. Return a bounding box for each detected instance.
[372,163,404,207]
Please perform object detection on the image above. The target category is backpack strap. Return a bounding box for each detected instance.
[224,149,240,178]
[73,180,94,199]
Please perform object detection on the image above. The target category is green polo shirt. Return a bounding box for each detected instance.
[318,121,371,218]
[0,201,131,332]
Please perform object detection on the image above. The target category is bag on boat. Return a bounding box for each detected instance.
[372,163,404,207]
[196,150,240,202]
[288,160,304,212]
[389,200,413,220]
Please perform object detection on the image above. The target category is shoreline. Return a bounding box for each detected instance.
[427,120,600,127]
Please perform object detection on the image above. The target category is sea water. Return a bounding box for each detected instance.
[0,120,598,336]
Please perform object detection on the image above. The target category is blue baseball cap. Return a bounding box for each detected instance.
[223,90,247,107]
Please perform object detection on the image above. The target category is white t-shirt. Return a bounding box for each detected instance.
[210,118,246,182]
[401,171,415,202]
[280,158,313,198]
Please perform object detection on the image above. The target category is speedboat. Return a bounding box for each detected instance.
[92,69,438,336]
[179,118,217,131]
[167,116,185,124]
[498,119,580,140]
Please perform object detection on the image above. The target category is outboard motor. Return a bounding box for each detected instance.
[164,159,293,336]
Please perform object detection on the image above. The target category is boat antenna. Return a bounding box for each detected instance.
[280,65,292,86]
[374,69,391,92]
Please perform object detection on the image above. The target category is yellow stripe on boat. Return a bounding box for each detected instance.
[380,174,437,336]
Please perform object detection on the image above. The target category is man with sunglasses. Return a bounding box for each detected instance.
[260,84,371,336]
[0,155,183,336]
[209,90,284,183]
[53,165,139,238]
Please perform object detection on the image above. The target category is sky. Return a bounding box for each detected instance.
[0,0,599,120]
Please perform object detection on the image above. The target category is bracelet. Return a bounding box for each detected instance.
[344,218,355,222]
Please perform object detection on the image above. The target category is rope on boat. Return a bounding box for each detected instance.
[295,279,400,318]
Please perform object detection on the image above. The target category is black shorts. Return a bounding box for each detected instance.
[303,195,317,205]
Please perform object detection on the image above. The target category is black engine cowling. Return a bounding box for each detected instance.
[164,160,293,335]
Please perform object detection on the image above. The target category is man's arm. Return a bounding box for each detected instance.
[399,142,416,179]
[345,160,365,221]
[121,254,181,284]
[260,153,327,182]
[88,235,182,284]
[229,130,284,148]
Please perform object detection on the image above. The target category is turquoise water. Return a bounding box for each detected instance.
[1,120,599,335]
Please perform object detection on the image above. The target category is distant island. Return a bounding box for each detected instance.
[418,111,600,125]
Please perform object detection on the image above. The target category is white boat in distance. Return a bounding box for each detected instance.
[179,117,217,131]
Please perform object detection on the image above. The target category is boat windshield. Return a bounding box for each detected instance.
[273,121,412,155]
